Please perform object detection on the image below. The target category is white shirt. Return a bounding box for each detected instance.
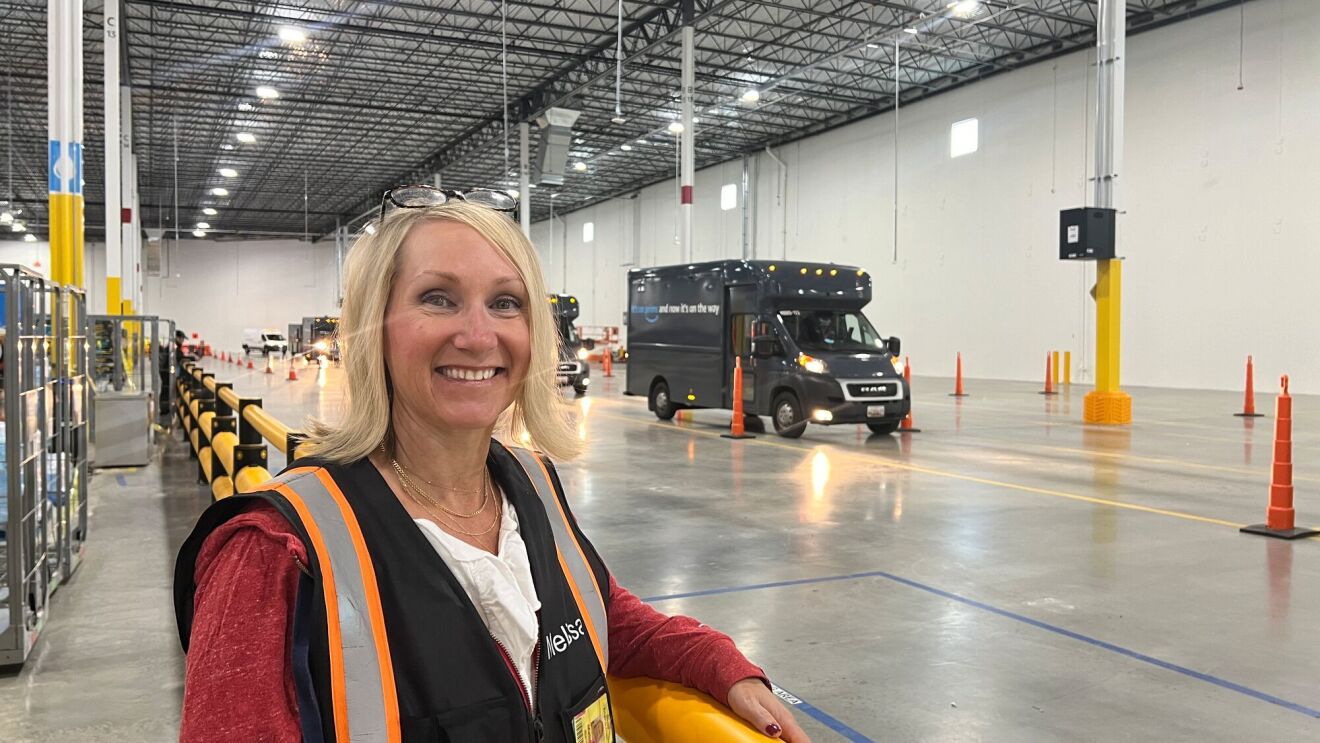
[412,493,542,704]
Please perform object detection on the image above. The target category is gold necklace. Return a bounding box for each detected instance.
[421,485,503,538]
[381,444,491,519]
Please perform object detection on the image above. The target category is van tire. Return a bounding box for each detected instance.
[650,380,677,421]
[867,420,902,435]
[242,345,249,355]
[772,392,806,438]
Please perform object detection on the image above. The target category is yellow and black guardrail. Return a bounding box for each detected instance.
[175,361,305,499]
[172,361,771,742]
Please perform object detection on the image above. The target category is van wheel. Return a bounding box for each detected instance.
[650,380,676,421]
[772,392,806,438]
[242,345,249,355]
[867,420,901,435]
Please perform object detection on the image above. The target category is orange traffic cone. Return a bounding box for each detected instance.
[1241,376,1318,540]
[900,356,921,433]
[1234,355,1264,418]
[264,356,274,374]
[603,349,613,378]
[247,359,255,370]
[1038,353,1057,395]
[287,362,298,381]
[721,357,755,439]
[950,352,969,397]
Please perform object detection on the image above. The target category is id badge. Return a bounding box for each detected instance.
[572,692,614,743]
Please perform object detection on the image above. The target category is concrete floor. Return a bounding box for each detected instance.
[3,358,1319,741]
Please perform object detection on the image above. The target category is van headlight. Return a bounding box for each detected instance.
[797,353,827,374]
[576,347,589,361]
[891,357,905,375]
[313,340,329,352]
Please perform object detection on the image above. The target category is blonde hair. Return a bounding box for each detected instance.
[301,201,581,462]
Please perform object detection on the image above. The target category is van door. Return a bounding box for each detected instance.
[726,286,757,411]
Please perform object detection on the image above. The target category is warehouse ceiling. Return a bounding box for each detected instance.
[0,0,1245,241]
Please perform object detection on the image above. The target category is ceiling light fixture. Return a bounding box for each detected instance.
[196,222,211,230]
[278,26,308,44]
[739,89,761,105]
[23,233,36,243]
[10,221,25,232]
[947,0,982,18]
[211,187,229,196]
[667,121,684,134]
[236,132,256,143]
[620,144,632,151]
[192,229,206,238]
[237,102,254,112]
[218,168,238,178]
[573,161,588,172]
[364,223,377,235]
[506,189,519,199]
[202,207,218,216]
[219,143,235,151]
[611,116,627,124]
[904,27,919,34]
[255,85,280,99]
[867,42,879,48]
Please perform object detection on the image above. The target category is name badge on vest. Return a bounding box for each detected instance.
[571,690,614,743]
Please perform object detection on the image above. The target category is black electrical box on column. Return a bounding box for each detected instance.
[1059,207,1117,260]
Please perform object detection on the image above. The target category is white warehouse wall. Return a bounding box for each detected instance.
[533,0,1320,393]
[143,238,340,353]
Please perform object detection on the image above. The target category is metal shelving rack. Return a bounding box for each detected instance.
[0,265,89,668]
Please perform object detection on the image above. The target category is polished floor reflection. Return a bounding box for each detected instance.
[2,362,1318,741]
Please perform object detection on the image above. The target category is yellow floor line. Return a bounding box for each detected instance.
[592,409,1246,530]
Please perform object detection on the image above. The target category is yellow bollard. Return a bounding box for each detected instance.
[1052,351,1060,388]
[1064,351,1072,385]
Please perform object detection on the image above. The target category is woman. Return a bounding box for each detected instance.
[174,190,811,742]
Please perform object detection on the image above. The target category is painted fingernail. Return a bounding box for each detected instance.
[765,723,782,736]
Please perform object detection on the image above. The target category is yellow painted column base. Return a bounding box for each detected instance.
[608,676,764,742]
[1084,390,1132,424]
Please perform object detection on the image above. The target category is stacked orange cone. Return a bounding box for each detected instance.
[721,357,754,439]
[1241,376,1318,540]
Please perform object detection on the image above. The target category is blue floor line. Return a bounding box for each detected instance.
[770,684,874,743]
[115,474,128,487]
[644,569,1320,721]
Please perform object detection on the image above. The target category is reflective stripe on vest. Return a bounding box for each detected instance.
[256,468,402,743]
[507,447,610,672]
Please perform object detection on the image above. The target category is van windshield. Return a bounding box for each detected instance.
[779,310,887,353]
[263,334,285,341]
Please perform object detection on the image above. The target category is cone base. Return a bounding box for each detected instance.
[949,393,970,398]
[1038,391,1058,396]
[1239,523,1319,540]
[720,433,756,440]
[1083,390,1132,424]
[898,427,922,434]
[1233,412,1265,418]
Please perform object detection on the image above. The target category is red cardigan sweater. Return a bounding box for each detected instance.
[180,504,766,741]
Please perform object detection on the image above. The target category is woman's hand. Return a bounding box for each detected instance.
[727,678,812,742]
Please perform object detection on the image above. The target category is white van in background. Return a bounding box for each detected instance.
[243,328,289,356]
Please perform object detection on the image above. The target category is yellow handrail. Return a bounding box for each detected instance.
[243,404,291,453]
[218,386,240,410]
[608,677,768,743]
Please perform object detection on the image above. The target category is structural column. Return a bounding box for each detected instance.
[678,0,695,263]
[48,0,85,288]
[1083,0,1131,424]
[103,0,121,312]
[519,121,531,238]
